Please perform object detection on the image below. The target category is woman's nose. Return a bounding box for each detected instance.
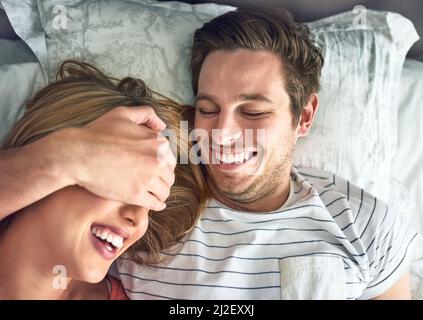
[119,205,148,227]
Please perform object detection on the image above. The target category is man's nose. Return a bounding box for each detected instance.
[212,114,242,146]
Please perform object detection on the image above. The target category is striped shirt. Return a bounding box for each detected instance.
[117,166,420,300]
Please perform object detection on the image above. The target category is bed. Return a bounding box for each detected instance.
[0,0,422,299]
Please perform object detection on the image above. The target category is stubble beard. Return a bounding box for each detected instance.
[207,132,296,205]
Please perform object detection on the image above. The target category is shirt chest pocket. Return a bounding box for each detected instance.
[279,256,347,300]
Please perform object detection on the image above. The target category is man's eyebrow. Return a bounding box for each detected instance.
[237,93,274,104]
[195,93,218,105]
[195,93,274,105]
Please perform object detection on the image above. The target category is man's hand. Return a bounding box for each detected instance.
[63,106,177,211]
[0,106,176,220]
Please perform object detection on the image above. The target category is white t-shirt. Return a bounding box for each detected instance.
[117,166,420,300]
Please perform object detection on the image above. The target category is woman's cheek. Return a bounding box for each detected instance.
[122,229,147,255]
[137,217,149,240]
[126,217,149,247]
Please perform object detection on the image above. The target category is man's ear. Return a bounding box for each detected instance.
[295,93,319,140]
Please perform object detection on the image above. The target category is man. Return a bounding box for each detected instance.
[117,9,418,300]
[0,8,418,299]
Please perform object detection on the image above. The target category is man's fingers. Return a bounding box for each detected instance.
[157,140,177,171]
[159,166,176,188]
[167,148,177,169]
[122,106,166,131]
[148,178,172,203]
[135,191,167,212]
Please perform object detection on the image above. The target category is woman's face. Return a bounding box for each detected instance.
[20,186,149,283]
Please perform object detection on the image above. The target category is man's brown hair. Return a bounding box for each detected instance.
[190,8,324,124]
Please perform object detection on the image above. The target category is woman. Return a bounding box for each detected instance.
[0,60,207,299]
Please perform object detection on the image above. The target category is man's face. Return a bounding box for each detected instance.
[194,49,297,204]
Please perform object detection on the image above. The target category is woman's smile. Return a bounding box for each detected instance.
[90,224,130,260]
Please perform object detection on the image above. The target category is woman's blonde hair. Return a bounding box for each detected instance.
[1,60,208,264]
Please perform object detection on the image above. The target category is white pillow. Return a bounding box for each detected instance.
[0,0,48,79]
[39,0,235,104]
[295,10,419,205]
[1,0,419,207]
[393,59,423,231]
[397,60,423,299]
[0,62,46,143]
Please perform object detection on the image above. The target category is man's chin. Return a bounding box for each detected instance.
[208,171,253,197]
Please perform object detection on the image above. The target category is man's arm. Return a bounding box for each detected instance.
[0,106,176,221]
[373,273,412,300]
[0,130,72,220]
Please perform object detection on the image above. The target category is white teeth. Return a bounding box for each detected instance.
[220,153,227,163]
[220,153,234,164]
[111,236,123,248]
[214,151,221,162]
[216,151,255,164]
[91,226,124,249]
[245,152,254,161]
